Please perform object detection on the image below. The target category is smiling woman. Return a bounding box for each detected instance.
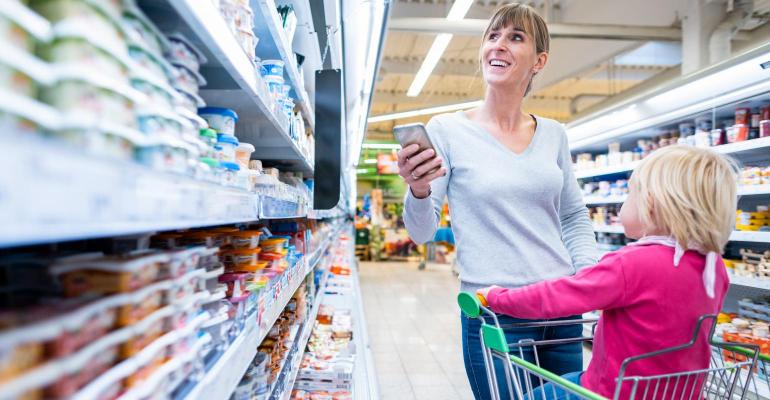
[397,3,599,400]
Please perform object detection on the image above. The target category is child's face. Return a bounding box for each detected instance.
[620,178,645,239]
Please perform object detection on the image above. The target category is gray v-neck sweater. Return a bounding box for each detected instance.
[404,111,598,293]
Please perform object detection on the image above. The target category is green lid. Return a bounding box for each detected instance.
[200,157,219,168]
[199,128,216,139]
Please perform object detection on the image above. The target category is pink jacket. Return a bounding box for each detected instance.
[486,243,728,400]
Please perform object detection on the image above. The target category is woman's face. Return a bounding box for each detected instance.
[481,24,546,90]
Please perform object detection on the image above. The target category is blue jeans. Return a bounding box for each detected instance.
[461,313,583,400]
[527,371,584,400]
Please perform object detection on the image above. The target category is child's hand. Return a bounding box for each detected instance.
[476,286,500,307]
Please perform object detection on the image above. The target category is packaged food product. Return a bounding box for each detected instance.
[51,252,169,297]
[47,298,119,358]
[0,335,44,383]
[235,28,256,60]
[262,60,285,79]
[166,33,206,73]
[47,342,120,398]
[735,108,751,125]
[0,1,52,53]
[215,133,239,162]
[219,272,249,297]
[199,107,238,135]
[227,230,262,249]
[128,45,173,82]
[219,0,253,32]
[266,75,284,99]
[170,63,205,95]
[116,285,165,327]
[120,316,165,359]
[130,73,177,110]
[178,231,225,248]
[42,24,132,80]
[235,142,255,169]
[220,161,241,187]
[31,0,125,56]
[122,8,167,56]
[41,69,143,128]
[761,120,770,138]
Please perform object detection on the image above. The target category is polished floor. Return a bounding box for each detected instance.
[359,261,475,400]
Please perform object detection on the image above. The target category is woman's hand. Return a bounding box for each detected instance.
[397,144,446,199]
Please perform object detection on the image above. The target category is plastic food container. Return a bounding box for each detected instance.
[265,75,283,99]
[116,285,165,327]
[178,231,224,248]
[131,75,175,109]
[220,0,253,31]
[47,299,119,358]
[235,142,255,169]
[41,28,130,80]
[222,248,263,272]
[0,60,38,98]
[41,71,141,128]
[220,161,241,187]
[216,133,239,162]
[120,316,165,359]
[171,63,204,95]
[219,272,249,298]
[761,120,770,138]
[166,33,206,73]
[0,1,49,53]
[262,59,285,78]
[0,327,47,383]
[122,11,166,56]
[199,107,238,135]
[163,247,205,279]
[128,46,172,82]
[51,252,169,297]
[47,343,120,398]
[229,230,262,249]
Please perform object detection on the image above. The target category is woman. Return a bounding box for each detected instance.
[398,3,598,399]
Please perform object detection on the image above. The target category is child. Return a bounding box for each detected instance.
[477,145,738,400]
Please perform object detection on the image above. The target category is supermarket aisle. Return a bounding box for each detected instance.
[359,261,475,400]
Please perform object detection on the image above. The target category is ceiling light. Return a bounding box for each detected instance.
[406,0,473,97]
[367,99,483,123]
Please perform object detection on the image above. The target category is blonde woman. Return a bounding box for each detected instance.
[398,3,597,398]
[478,146,737,399]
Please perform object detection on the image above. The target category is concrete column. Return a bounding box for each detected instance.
[681,0,726,74]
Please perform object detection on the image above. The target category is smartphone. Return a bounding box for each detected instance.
[393,123,435,152]
[393,123,439,174]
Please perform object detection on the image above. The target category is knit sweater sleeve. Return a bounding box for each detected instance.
[403,116,451,245]
[556,128,598,269]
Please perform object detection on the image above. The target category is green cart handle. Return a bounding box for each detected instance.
[457,291,488,318]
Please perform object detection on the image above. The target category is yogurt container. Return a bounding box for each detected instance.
[220,161,241,187]
[265,75,283,99]
[235,142,255,169]
[0,0,52,53]
[166,33,207,73]
[171,63,206,95]
[262,59,285,78]
[199,106,238,135]
[216,133,239,163]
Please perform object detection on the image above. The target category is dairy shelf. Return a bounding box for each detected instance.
[138,0,313,175]
[574,137,770,180]
[593,225,625,234]
[584,195,628,206]
[252,0,315,129]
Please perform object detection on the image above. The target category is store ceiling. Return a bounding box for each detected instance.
[366,0,770,141]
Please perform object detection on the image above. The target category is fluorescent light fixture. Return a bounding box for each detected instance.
[361,143,402,150]
[368,99,483,123]
[406,0,473,97]
[363,159,378,164]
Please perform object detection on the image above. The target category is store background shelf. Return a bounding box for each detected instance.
[575,161,640,180]
[0,136,262,248]
[584,195,628,206]
[185,312,259,400]
[738,185,770,196]
[729,275,770,291]
[139,0,314,176]
[593,225,625,234]
[252,0,316,129]
[730,231,770,243]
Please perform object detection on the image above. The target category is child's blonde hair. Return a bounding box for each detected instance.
[631,145,738,253]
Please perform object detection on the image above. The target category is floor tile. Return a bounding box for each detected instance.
[412,385,461,400]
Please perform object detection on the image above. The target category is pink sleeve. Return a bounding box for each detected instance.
[486,254,628,319]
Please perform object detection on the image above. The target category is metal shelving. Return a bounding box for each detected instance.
[140,0,314,175]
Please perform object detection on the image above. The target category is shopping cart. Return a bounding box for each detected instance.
[457,292,763,400]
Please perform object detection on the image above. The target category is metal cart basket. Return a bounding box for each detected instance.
[457,292,764,400]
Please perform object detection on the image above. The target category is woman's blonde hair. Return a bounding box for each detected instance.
[480,3,550,95]
[631,145,738,253]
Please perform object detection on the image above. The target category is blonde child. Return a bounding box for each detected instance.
[477,145,738,399]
